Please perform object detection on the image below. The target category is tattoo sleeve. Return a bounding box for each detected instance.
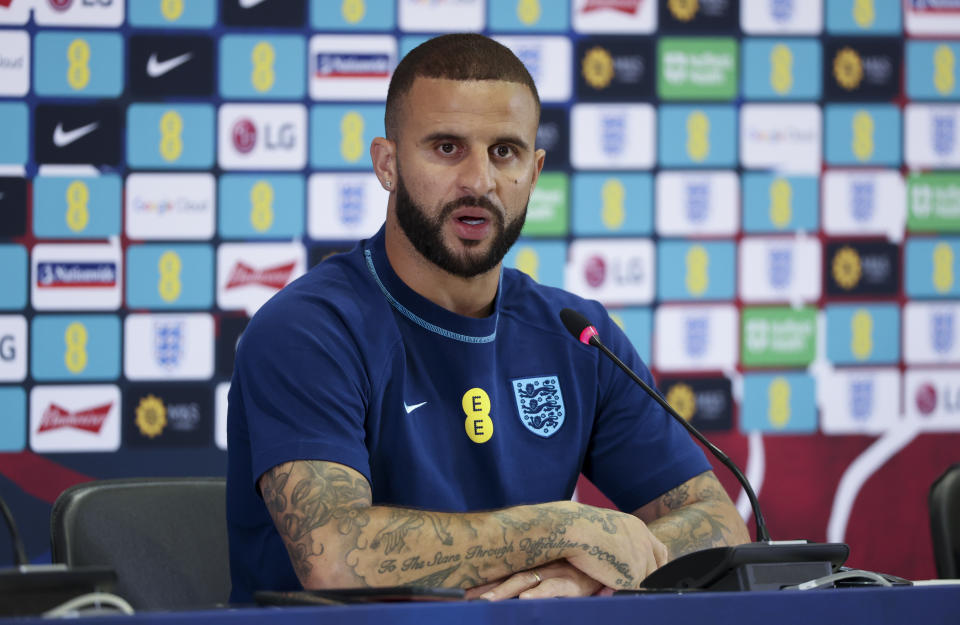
[258,460,645,591]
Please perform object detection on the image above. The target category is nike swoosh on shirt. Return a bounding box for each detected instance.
[404,401,428,414]
[238,0,268,8]
[146,52,193,78]
[52,122,99,148]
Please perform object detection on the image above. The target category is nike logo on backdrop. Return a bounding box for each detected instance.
[53,122,99,147]
[238,0,267,8]
[404,401,427,414]
[146,52,193,78]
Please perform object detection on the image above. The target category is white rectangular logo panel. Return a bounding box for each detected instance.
[822,170,905,238]
[904,302,960,365]
[32,243,122,311]
[125,173,215,240]
[571,104,656,170]
[740,0,822,34]
[217,242,306,316]
[34,0,124,26]
[309,35,396,102]
[739,236,821,304]
[218,104,307,171]
[740,104,821,174]
[307,173,387,241]
[904,368,960,431]
[0,30,29,96]
[572,0,657,33]
[656,170,740,236]
[819,368,901,435]
[565,238,654,306]
[905,4,960,36]
[495,37,572,103]
[398,0,484,32]
[0,315,27,382]
[905,104,960,169]
[0,1,31,25]
[124,313,214,381]
[30,385,121,452]
[654,304,738,372]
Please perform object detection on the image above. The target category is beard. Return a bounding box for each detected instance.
[393,171,527,279]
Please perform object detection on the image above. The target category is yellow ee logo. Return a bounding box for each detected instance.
[161,0,184,21]
[933,242,955,294]
[65,180,90,233]
[850,309,874,361]
[250,180,275,232]
[64,322,88,374]
[686,111,710,163]
[601,178,625,230]
[342,0,366,23]
[852,110,875,162]
[158,250,182,303]
[769,44,793,95]
[935,45,957,97]
[767,377,791,429]
[251,41,276,93]
[159,111,184,162]
[517,0,541,25]
[769,178,792,229]
[340,112,365,163]
[514,247,539,282]
[67,39,91,91]
[853,0,875,29]
[462,387,493,444]
[685,245,709,297]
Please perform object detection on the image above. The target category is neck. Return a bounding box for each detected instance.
[383,214,500,319]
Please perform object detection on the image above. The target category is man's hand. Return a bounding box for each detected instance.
[563,510,668,589]
[465,561,607,600]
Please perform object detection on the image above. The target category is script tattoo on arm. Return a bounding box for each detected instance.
[642,471,748,560]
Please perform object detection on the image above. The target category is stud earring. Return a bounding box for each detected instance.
[385,180,393,188]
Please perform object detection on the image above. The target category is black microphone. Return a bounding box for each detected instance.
[560,308,850,591]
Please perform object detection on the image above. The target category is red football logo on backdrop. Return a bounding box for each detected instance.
[585,255,606,288]
[916,383,937,415]
[48,0,72,11]
[232,119,257,154]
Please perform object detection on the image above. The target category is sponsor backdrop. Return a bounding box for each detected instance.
[0,0,958,581]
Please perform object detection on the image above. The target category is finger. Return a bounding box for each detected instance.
[518,577,583,599]
[479,570,542,601]
[653,539,669,569]
[464,580,500,600]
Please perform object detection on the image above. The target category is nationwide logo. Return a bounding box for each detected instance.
[38,402,111,433]
[232,119,257,154]
[582,0,642,13]
[315,53,390,78]
[226,261,296,290]
[36,262,117,288]
[834,47,863,90]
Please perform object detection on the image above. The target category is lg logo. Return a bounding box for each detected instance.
[0,335,14,361]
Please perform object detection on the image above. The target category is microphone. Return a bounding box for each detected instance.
[559,308,850,591]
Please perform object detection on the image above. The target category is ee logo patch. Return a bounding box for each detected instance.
[462,387,492,444]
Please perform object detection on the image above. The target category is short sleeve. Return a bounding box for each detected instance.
[235,290,376,488]
[582,305,711,513]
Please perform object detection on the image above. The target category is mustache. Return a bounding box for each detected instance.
[438,196,503,221]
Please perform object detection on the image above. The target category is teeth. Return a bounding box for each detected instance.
[460,217,484,225]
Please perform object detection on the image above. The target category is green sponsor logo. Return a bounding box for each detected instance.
[741,307,817,367]
[522,172,568,237]
[659,37,738,100]
[908,173,960,232]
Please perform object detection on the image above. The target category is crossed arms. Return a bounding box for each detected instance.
[258,460,750,594]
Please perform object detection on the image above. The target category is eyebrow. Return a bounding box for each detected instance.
[421,132,531,153]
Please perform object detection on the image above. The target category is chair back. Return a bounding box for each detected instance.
[929,463,960,579]
[50,477,230,610]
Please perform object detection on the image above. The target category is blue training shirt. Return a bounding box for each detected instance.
[226,226,710,603]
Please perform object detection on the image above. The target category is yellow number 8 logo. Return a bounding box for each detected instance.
[686,111,710,162]
[251,42,276,93]
[340,112,365,163]
[159,111,184,162]
[158,250,183,303]
[250,180,275,233]
[64,322,88,374]
[67,39,91,91]
[65,180,90,233]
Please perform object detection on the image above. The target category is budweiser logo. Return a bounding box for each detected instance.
[38,402,112,434]
[226,261,295,290]
[582,0,642,14]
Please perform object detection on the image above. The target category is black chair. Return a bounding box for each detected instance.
[50,477,230,610]
[929,463,960,579]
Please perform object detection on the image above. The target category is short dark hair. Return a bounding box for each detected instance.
[385,34,541,140]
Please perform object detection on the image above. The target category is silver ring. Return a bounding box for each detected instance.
[531,570,542,584]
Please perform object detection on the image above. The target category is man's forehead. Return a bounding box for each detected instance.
[399,77,540,137]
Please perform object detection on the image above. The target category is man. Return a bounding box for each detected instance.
[226,34,749,604]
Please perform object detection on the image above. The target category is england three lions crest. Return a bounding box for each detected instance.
[511,375,565,438]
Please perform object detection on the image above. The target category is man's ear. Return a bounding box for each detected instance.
[370,137,397,193]
[530,148,546,190]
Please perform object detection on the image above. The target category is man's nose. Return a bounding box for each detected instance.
[458,149,496,197]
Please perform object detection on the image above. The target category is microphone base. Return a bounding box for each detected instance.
[631,542,850,592]
[0,564,116,616]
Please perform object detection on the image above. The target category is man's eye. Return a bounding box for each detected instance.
[439,143,457,154]
[494,145,513,158]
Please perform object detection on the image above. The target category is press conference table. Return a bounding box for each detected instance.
[12,584,960,624]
